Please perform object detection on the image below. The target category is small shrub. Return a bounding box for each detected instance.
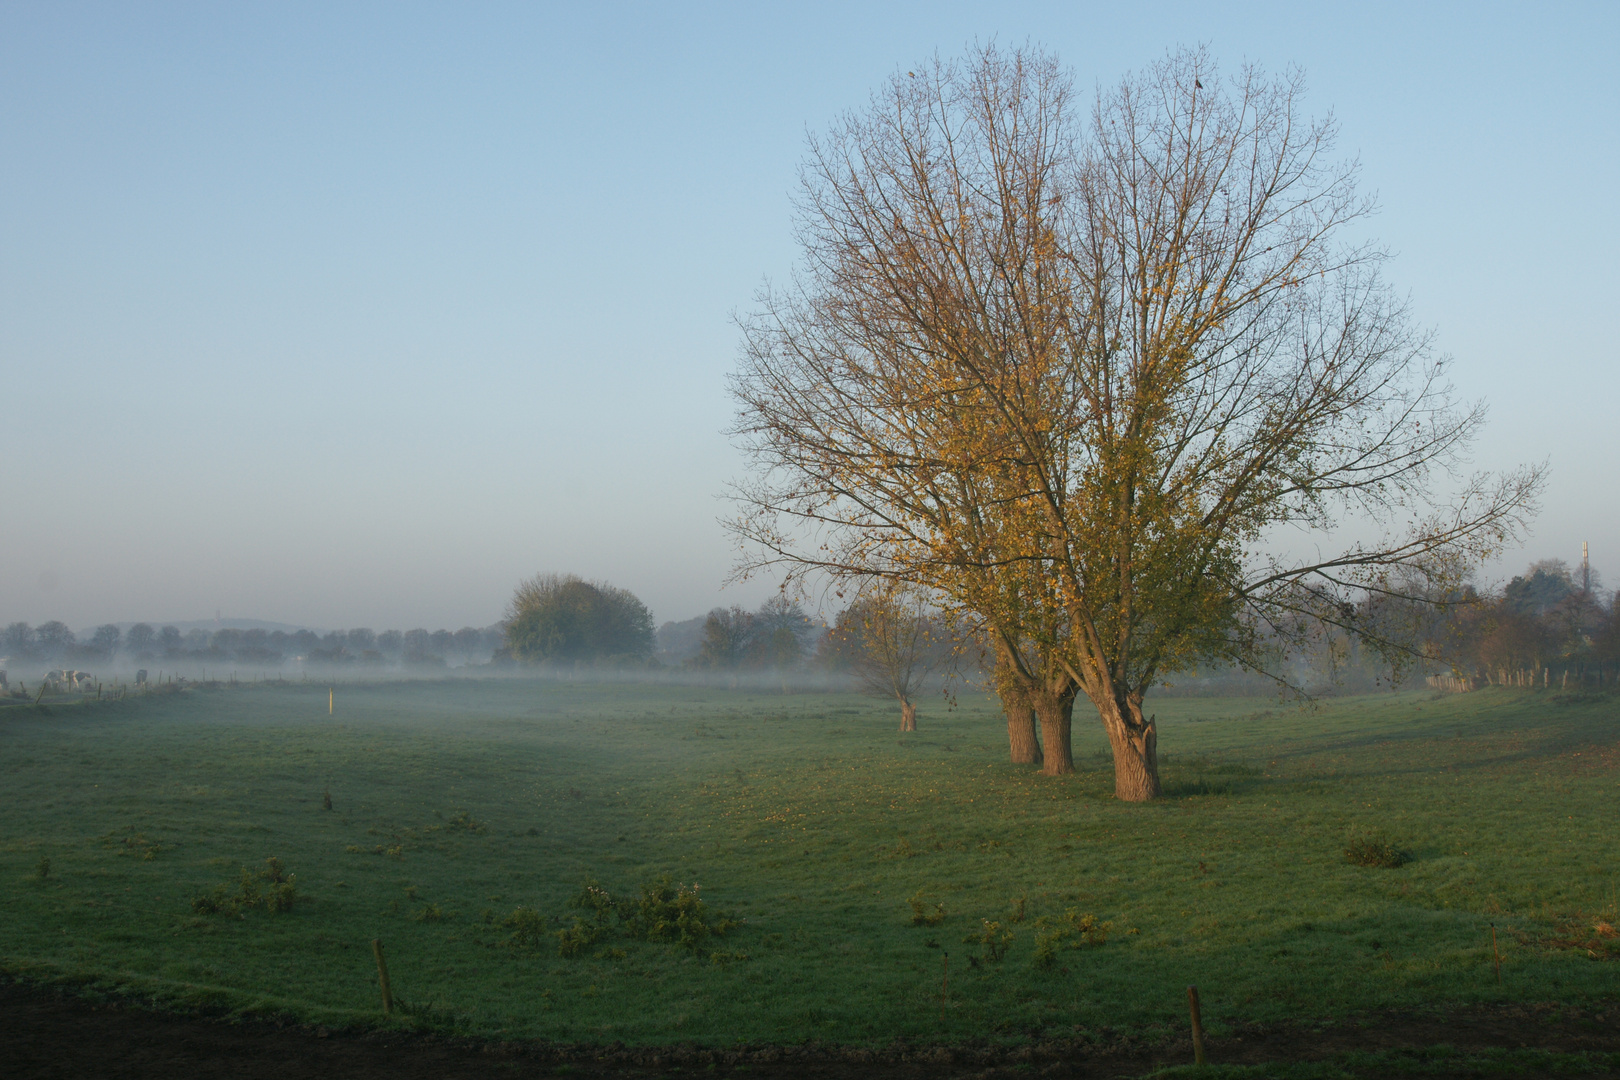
[569,879,616,926]
[191,857,296,916]
[965,918,1012,963]
[908,890,946,926]
[556,916,607,956]
[35,856,50,880]
[448,810,486,834]
[1009,896,1026,923]
[411,903,450,922]
[1032,926,1069,967]
[623,874,735,950]
[1345,836,1412,868]
[1032,909,1111,966]
[1068,908,1111,945]
[502,906,549,950]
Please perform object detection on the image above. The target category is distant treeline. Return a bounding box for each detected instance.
[0,622,504,669]
[657,597,826,670]
[1428,560,1618,684]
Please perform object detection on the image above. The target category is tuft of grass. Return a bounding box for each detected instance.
[35,855,50,880]
[1345,836,1413,868]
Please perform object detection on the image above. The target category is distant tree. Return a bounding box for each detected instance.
[4,622,35,659]
[431,629,455,657]
[1504,561,1574,617]
[831,588,942,730]
[347,628,377,653]
[159,626,183,656]
[238,628,279,664]
[402,628,440,665]
[211,629,242,657]
[126,623,157,657]
[751,595,815,668]
[376,630,403,658]
[88,624,121,659]
[35,621,75,660]
[310,631,351,663]
[452,627,483,660]
[292,629,320,657]
[693,606,754,669]
[504,574,655,665]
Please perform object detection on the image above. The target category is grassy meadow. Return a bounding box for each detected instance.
[0,678,1616,1046]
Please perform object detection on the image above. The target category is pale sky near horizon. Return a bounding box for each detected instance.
[2,2,1615,633]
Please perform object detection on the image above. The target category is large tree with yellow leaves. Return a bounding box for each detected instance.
[729,45,1540,800]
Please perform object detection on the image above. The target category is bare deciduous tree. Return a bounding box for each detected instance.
[832,587,942,730]
[729,45,1541,800]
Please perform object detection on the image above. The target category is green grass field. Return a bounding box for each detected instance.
[0,679,1615,1046]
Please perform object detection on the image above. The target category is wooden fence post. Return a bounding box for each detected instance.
[372,938,393,1014]
[1187,985,1207,1065]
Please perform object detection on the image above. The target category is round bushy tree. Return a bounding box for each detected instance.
[505,574,654,664]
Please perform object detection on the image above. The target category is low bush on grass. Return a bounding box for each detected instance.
[501,874,739,958]
[623,874,737,949]
[1344,835,1413,868]
[908,890,946,926]
[1033,910,1112,967]
[191,857,297,916]
[446,810,485,834]
[965,918,1012,963]
[501,906,549,950]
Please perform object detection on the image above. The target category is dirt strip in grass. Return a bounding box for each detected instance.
[5,978,1618,1079]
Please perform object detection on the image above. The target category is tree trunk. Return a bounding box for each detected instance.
[898,696,917,731]
[997,680,1042,765]
[1005,704,1042,765]
[1030,686,1076,775]
[992,649,1043,765]
[1095,695,1161,801]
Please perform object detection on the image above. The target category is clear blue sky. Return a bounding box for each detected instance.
[2,2,1615,632]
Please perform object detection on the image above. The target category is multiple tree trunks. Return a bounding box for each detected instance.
[898,698,917,732]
